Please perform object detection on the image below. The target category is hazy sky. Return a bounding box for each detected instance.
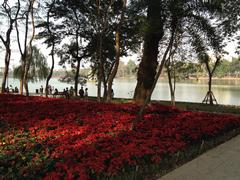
[0,37,239,70]
[0,0,239,69]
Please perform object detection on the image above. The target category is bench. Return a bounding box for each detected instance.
[53,92,69,99]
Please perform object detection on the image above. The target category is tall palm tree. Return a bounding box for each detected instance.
[133,0,225,105]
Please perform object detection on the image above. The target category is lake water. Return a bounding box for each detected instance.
[3,77,240,106]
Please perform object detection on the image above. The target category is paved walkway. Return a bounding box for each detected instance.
[159,135,240,180]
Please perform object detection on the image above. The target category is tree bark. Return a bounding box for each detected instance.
[103,76,108,100]
[23,0,36,97]
[75,59,81,97]
[135,19,177,122]
[208,74,213,105]
[45,43,55,97]
[0,1,20,93]
[134,0,164,104]
[96,0,113,102]
[203,55,221,105]
[106,0,127,102]
[97,32,104,102]
[1,49,11,93]
[106,31,121,102]
[45,0,56,98]
[167,65,175,106]
[16,2,30,95]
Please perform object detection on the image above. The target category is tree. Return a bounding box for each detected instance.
[52,0,95,96]
[36,0,59,97]
[15,0,37,96]
[220,0,240,54]
[133,0,228,105]
[202,55,221,105]
[13,46,49,83]
[133,0,227,121]
[52,0,141,101]
[58,70,87,87]
[133,0,164,105]
[106,0,127,102]
[215,59,230,77]
[229,57,240,77]
[0,0,20,93]
[126,59,137,76]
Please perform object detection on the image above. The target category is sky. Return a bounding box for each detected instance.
[0,0,239,70]
[0,37,239,71]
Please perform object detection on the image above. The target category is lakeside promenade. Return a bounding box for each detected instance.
[159,134,240,180]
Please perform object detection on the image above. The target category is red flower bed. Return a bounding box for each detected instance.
[0,94,240,179]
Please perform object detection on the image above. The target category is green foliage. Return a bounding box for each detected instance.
[0,129,51,179]
[229,57,240,76]
[165,61,204,80]
[117,60,137,78]
[214,59,231,77]
[59,70,87,86]
[165,57,240,78]
[13,46,49,82]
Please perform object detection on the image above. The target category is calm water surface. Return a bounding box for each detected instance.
[4,77,240,106]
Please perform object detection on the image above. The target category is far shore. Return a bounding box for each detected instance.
[1,75,240,81]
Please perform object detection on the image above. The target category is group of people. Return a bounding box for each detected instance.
[51,86,88,99]
[38,85,54,95]
[4,84,115,100]
[4,85,19,94]
[79,87,88,99]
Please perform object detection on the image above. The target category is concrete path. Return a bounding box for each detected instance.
[158,135,240,180]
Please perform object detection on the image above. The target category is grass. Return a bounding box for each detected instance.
[157,101,240,115]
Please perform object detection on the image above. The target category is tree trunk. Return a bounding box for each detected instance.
[20,57,26,95]
[96,1,114,102]
[45,0,55,98]
[16,8,29,95]
[97,76,102,101]
[1,49,11,93]
[23,54,30,96]
[106,31,120,102]
[45,43,55,97]
[135,19,177,122]
[0,1,20,93]
[167,66,175,106]
[24,0,36,97]
[208,73,213,105]
[75,59,81,97]
[106,0,126,102]
[97,32,104,102]
[134,0,164,104]
[102,73,108,100]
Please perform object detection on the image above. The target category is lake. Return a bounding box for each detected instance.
[3,77,240,106]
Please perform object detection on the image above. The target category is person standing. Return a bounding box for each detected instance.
[84,88,88,100]
[40,85,43,95]
[14,87,19,93]
[111,89,114,99]
[69,86,74,97]
[79,87,84,98]
[9,85,13,93]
